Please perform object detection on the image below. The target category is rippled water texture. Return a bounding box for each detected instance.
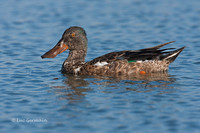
[0,0,200,133]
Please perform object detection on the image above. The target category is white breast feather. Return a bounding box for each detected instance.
[74,67,81,74]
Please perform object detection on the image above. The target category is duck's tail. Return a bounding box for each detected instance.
[161,46,186,63]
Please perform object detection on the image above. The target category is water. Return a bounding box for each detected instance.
[0,0,200,132]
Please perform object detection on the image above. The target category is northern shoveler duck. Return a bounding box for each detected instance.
[41,26,185,75]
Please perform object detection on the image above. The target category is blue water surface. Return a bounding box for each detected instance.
[0,0,200,133]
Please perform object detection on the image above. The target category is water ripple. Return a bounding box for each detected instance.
[0,0,200,132]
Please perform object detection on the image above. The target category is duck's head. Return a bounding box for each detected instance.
[41,26,88,59]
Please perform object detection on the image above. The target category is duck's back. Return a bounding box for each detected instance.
[73,41,185,75]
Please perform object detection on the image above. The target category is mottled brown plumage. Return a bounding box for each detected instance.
[41,26,185,76]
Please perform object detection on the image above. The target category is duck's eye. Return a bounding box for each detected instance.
[71,33,76,37]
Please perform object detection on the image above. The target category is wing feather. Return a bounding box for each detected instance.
[87,41,179,65]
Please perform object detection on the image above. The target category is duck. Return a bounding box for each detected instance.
[41,26,185,75]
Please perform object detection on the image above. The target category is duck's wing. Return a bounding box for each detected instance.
[87,41,185,66]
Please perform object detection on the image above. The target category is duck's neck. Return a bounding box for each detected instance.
[64,49,87,65]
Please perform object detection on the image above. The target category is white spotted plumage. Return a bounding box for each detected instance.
[94,61,109,67]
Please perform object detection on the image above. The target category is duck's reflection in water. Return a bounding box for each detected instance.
[51,72,176,102]
[52,74,91,103]
[91,72,176,94]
